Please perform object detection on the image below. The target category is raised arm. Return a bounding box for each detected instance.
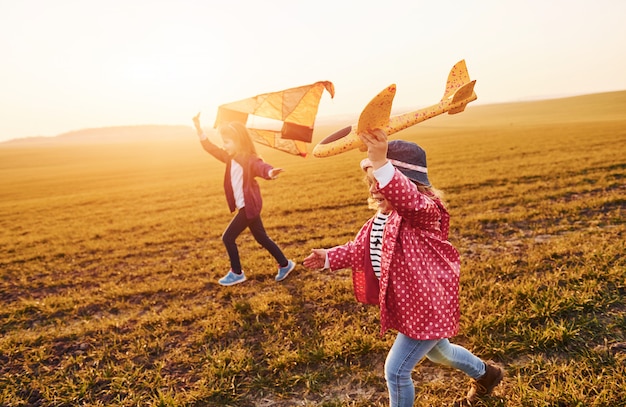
[193,113,205,139]
[193,113,229,163]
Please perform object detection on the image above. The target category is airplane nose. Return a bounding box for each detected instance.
[317,125,352,145]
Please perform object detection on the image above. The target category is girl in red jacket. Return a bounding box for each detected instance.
[303,129,503,406]
[193,113,295,286]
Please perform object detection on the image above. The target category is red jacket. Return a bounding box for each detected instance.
[327,169,460,340]
[201,139,274,219]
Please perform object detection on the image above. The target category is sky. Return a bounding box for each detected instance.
[1,0,625,142]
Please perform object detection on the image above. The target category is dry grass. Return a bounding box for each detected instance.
[1,91,625,406]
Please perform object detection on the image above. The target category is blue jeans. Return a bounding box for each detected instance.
[384,333,486,407]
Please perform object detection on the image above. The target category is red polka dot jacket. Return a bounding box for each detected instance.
[327,169,461,340]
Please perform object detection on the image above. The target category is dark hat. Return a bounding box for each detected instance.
[386,140,430,186]
[359,140,431,186]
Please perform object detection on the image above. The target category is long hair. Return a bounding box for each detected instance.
[417,183,448,209]
[218,122,257,156]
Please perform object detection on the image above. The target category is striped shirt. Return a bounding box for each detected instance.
[370,211,389,279]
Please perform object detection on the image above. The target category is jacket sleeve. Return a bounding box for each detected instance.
[380,170,443,235]
[327,241,357,271]
[326,220,370,271]
[248,156,274,179]
[200,139,230,163]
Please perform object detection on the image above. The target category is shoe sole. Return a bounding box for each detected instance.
[275,262,295,282]
[219,275,247,286]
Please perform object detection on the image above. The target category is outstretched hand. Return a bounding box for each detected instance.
[269,168,284,179]
[303,249,327,270]
[358,128,388,170]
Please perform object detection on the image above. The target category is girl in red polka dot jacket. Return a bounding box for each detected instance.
[303,129,504,406]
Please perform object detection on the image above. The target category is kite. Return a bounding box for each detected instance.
[213,81,335,157]
[312,60,477,157]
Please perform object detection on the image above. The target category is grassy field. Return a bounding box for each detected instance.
[1,91,625,406]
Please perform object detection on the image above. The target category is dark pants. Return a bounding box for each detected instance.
[222,208,287,274]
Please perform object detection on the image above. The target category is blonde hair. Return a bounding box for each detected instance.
[418,183,448,209]
[218,122,257,156]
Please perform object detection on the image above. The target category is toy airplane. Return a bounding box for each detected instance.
[312,60,477,157]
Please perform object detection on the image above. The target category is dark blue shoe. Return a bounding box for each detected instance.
[275,260,295,282]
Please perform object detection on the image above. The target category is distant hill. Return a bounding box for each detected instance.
[440,90,626,127]
[1,125,192,146]
[2,90,625,147]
